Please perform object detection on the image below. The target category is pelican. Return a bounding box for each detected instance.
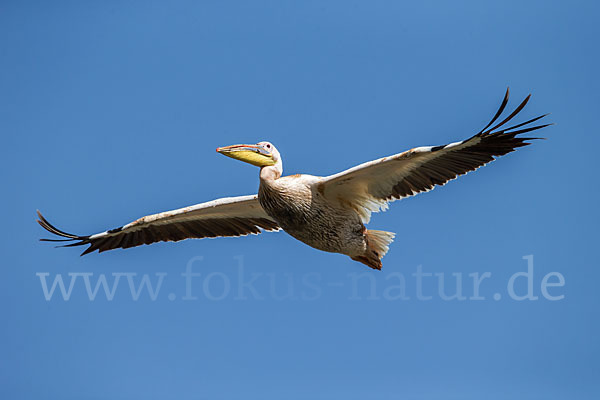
[38,89,550,269]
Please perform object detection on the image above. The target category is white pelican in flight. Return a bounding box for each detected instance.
[38,89,550,269]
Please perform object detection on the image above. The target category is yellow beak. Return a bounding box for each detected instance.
[216,144,276,167]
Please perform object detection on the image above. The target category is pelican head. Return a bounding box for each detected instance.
[217,141,283,179]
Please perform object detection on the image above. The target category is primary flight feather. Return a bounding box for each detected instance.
[38,89,550,269]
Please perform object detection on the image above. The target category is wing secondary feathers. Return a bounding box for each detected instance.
[319,88,551,223]
[38,195,280,255]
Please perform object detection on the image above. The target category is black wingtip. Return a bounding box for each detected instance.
[478,88,511,135]
[484,94,532,134]
[37,210,89,241]
[503,114,550,132]
[476,88,554,140]
[80,246,95,256]
[505,123,553,136]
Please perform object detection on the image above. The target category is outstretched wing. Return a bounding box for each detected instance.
[318,89,551,223]
[38,195,280,255]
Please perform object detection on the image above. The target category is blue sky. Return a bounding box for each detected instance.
[1,1,599,399]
